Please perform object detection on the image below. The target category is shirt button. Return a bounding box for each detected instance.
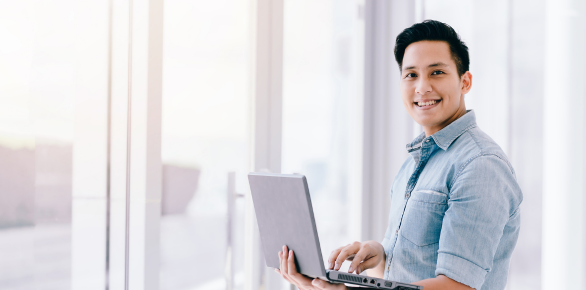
[425,139,429,142]
[405,192,410,198]
[395,229,399,234]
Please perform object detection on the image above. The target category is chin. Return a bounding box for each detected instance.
[413,116,438,127]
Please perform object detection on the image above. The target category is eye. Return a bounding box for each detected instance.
[405,73,417,78]
[431,70,445,75]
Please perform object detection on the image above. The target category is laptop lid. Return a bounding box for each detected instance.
[248,172,326,278]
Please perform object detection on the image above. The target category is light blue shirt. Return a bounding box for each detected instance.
[382,110,522,290]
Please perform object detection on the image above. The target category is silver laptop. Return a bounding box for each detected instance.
[248,172,422,289]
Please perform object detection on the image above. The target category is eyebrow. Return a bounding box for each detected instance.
[403,62,450,71]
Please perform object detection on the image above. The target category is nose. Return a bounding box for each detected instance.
[415,76,432,95]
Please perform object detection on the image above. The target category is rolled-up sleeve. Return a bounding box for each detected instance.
[435,155,522,289]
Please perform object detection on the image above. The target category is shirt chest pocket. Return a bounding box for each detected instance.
[400,190,448,247]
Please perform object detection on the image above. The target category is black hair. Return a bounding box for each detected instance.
[394,20,469,76]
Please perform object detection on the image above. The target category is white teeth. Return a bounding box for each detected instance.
[417,100,437,107]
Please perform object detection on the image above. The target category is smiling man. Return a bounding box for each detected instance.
[275,20,523,290]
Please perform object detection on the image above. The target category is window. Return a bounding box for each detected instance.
[0,1,109,289]
[160,1,250,289]
[282,0,360,266]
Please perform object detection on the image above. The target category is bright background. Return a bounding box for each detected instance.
[0,0,584,290]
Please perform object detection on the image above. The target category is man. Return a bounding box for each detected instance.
[275,20,523,290]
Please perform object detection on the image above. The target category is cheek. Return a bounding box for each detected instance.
[445,80,464,102]
[400,83,413,107]
[402,95,414,111]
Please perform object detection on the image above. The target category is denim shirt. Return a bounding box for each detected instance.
[381,110,522,290]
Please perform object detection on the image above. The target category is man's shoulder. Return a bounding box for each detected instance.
[443,126,516,183]
[451,126,510,163]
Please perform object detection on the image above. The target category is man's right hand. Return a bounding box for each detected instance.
[327,241,385,275]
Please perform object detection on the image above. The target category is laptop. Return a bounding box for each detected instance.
[248,172,422,289]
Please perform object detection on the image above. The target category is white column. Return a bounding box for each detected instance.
[246,0,284,289]
[70,1,109,289]
[361,0,393,242]
[542,0,585,289]
[109,0,163,289]
[127,0,163,289]
[358,0,415,243]
[348,0,366,244]
[109,0,131,288]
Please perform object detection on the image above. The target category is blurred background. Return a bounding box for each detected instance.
[0,0,584,290]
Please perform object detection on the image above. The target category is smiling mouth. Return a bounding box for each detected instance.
[415,100,441,107]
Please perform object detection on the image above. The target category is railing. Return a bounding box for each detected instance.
[225,172,244,290]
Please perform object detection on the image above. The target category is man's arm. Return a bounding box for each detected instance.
[431,155,521,289]
[412,275,474,290]
[329,243,469,290]
[365,256,473,289]
[346,274,473,290]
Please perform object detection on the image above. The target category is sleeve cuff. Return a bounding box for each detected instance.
[435,252,488,290]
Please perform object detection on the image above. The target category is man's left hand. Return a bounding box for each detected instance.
[276,245,347,290]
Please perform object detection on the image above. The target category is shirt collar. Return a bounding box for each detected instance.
[406,110,477,153]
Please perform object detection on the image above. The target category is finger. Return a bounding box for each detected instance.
[348,243,371,273]
[312,279,326,289]
[281,247,289,280]
[345,254,356,261]
[312,278,343,290]
[334,242,361,271]
[278,252,290,282]
[355,243,384,274]
[287,249,297,277]
[356,254,380,274]
[287,250,314,288]
[281,250,293,283]
[327,245,347,269]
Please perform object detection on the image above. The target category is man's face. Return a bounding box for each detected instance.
[400,40,472,135]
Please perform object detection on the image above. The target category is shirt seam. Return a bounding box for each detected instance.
[467,129,516,174]
[449,153,515,189]
[509,205,521,219]
[409,198,448,205]
[449,152,482,188]
[437,251,489,272]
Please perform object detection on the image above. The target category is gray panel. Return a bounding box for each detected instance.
[327,270,423,289]
[248,173,326,278]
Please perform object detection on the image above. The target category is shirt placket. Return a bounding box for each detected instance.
[385,138,434,276]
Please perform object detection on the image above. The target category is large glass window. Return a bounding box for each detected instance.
[160,1,250,289]
[282,0,359,267]
[0,2,109,290]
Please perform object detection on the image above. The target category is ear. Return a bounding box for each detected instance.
[460,71,472,95]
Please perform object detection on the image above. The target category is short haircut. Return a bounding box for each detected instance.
[394,20,470,76]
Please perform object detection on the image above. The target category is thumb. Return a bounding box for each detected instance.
[355,256,380,274]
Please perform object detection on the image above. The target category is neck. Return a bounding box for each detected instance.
[423,107,467,137]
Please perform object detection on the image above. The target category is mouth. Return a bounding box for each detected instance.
[414,99,441,109]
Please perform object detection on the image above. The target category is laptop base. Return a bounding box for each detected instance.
[326,270,422,289]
